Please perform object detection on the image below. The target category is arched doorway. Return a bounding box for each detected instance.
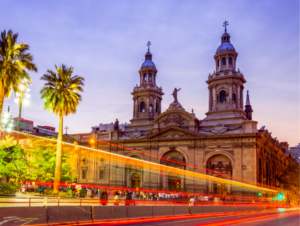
[125,155,143,189]
[206,154,233,195]
[160,150,186,191]
[131,173,141,189]
[214,175,227,196]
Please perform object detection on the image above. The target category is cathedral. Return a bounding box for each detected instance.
[69,24,299,203]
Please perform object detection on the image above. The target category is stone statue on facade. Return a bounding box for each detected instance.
[172,88,181,102]
[114,118,119,131]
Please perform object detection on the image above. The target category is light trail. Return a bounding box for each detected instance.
[10,131,279,194]
[74,133,277,190]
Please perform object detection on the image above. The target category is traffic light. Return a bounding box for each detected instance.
[1,112,13,133]
[258,192,262,196]
[278,193,284,200]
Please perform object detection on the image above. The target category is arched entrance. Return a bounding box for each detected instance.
[131,173,141,189]
[125,155,143,189]
[160,150,186,191]
[214,175,227,195]
[206,154,233,195]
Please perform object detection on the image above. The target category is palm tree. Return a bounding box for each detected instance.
[40,64,84,193]
[0,30,37,124]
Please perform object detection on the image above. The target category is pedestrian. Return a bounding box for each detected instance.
[39,185,44,195]
[77,187,81,198]
[189,197,195,206]
[114,191,120,205]
[125,190,132,206]
[100,189,108,205]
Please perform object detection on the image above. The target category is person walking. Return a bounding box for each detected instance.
[77,187,81,198]
[39,186,44,195]
[125,191,132,206]
[114,191,120,205]
[100,189,108,205]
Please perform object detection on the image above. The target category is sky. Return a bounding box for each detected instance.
[1,0,299,146]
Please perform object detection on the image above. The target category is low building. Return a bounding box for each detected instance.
[289,144,300,163]
[13,118,34,133]
[33,125,58,136]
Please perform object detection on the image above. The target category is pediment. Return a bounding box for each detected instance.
[153,110,198,130]
[143,125,206,140]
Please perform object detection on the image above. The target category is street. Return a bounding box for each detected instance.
[86,209,300,226]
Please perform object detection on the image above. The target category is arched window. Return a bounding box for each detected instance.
[229,57,232,65]
[219,90,226,103]
[156,102,159,113]
[149,73,152,81]
[266,162,269,186]
[140,101,145,112]
[222,57,226,65]
[232,94,236,103]
[143,74,147,81]
[149,104,153,112]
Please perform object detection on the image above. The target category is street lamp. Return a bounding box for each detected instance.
[1,107,13,133]
[15,80,30,133]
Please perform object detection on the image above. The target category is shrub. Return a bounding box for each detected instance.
[0,183,20,194]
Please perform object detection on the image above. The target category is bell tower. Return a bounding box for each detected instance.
[131,42,164,122]
[202,21,247,126]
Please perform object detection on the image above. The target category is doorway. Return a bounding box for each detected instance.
[131,173,140,189]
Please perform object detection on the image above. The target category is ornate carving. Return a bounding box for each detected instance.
[187,146,195,150]
[200,124,242,134]
[127,129,143,138]
[162,114,185,126]
[167,102,185,111]
[211,123,227,134]
[169,146,176,150]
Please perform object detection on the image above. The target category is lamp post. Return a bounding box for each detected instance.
[14,81,30,144]
[1,107,14,134]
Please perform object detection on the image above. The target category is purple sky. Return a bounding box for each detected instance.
[1,0,299,146]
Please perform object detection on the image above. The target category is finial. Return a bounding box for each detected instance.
[192,109,194,113]
[246,90,251,106]
[147,41,151,51]
[223,21,229,33]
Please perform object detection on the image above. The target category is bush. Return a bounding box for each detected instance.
[0,183,20,194]
[58,191,67,197]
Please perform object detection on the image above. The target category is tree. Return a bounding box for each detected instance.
[0,30,37,124]
[25,138,76,183]
[0,136,28,184]
[40,64,84,193]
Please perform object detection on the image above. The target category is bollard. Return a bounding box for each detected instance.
[80,199,82,206]
[29,198,31,207]
[58,198,60,206]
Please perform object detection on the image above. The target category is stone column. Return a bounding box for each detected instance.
[209,87,212,111]
[147,95,150,117]
[226,55,229,69]
[229,83,232,109]
[133,97,136,118]
[241,87,244,108]
[212,85,217,111]
[135,97,138,118]
[237,85,241,109]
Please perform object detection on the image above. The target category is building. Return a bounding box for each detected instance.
[289,144,300,163]
[33,125,58,136]
[13,118,34,133]
[91,121,129,133]
[68,25,299,203]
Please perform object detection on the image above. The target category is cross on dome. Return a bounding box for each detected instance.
[147,41,151,51]
[223,21,229,32]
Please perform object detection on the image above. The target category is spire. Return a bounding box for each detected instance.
[246,90,251,105]
[244,90,253,120]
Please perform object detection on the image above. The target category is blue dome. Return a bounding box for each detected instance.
[216,42,235,52]
[141,60,156,68]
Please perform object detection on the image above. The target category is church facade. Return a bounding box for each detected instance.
[70,27,299,203]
